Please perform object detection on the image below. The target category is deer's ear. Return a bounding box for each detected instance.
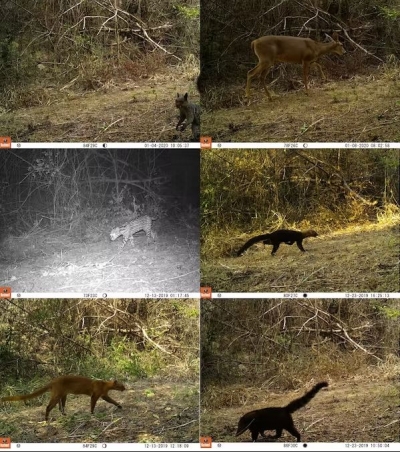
[184,93,188,100]
[177,93,180,97]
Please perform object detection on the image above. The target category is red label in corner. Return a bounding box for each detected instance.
[200,136,212,149]
[200,287,212,299]
[200,436,212,448]
[0,287,11,298]
[0,438,11,449]
[0,137,11,149]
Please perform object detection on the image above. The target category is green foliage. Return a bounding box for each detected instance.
[375,304,400,319]
[0,39,19,71]
[174,4,200,19]
[0,39,37,90]
[379,6,400,20]
[0,299,198,384]
[145,388,155,397]
[107,339,151,378]
[1,376,48,404]
[0,1,199,102]
[202,300,399,389]
[0,421,17,435]
[57,412,92,428]
[171,299,199,318]
[202,149,400,258]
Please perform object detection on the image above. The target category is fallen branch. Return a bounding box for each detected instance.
[132,22,181,61]
[140,325,172,355]
[158,419,197,431]
[336,322,383,361]
[341,27,384,63]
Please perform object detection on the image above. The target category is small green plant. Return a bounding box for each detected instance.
[300,123,308,133]
[145,389,155,397]
[174,4,200,20]
[379,6,400,20]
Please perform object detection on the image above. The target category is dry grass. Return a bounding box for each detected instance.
[0,65,199,142]
[201,370,399,442]
[201,222,399,292]
[0,377,199,443]
[201,68,400,142]
[200,297,400,442]
[202,353,400,410]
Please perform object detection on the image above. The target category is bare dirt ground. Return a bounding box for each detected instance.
[201,73,400,142]
[0,221,199,293]
[201,226,399,293]
[0,378,199,443]
[201,379,399,443]
[0,74,199,143]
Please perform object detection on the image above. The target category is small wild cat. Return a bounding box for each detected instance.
[110,215,156,250]
[175,93,200,140]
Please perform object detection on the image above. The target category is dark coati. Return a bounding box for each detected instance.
[1,375,125,420]
[236,382,328,442]
[175,92,200,140]
[237,229,318,256]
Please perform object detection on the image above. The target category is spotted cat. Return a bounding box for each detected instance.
[110,215,156,249]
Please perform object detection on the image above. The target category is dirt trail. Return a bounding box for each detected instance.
[202,75,400,142]
[2,378,199,443]
[201,379,399,443]
[201,227,399,293]
[1,76,198,143]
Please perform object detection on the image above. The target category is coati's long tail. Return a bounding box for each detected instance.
[236,234,271,256]
[1,384,51,402]
[285,382,328,413]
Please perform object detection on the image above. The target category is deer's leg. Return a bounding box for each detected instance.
[302,61,310,93]
[311,61,326,81]
[245,64,259,98]
[260,64,273,101]
[246,61,271,100]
